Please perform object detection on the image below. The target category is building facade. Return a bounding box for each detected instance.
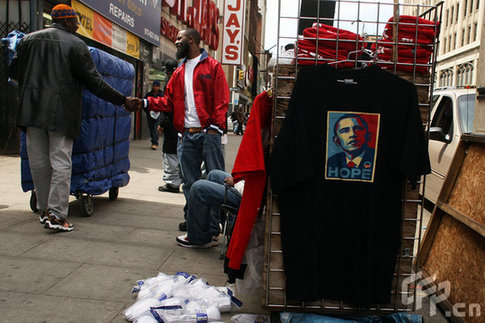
[221,0,269,117]
[403,0,484,87]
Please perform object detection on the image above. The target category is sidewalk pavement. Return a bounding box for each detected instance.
[0,134,448,323]
[0,134,268,322]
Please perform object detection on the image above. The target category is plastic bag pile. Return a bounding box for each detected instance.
[125,272,242,323]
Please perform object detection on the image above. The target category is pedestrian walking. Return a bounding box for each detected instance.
[144,80,163,150]
[9,4,138,232]
[236,105,246,135]
[157,59,182,193]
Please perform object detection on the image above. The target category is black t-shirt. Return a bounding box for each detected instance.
[270,65,430,304]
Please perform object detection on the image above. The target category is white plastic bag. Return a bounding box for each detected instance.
[236,215,265,295]
[231,313,270,323]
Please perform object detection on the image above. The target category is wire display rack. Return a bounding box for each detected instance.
[263,0,443,318]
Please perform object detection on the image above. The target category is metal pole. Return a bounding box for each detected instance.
[30,0,38,32]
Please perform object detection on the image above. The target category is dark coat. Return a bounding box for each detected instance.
[9,23,125,139]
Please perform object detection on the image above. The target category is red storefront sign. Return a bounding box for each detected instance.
[221,0,245,65]
[162,0,220,50]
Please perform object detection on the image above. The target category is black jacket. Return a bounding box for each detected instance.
[9,23,125,139]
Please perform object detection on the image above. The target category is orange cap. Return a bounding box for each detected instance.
[51,4,77,19]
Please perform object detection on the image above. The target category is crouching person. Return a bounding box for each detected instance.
[176,170,244,248]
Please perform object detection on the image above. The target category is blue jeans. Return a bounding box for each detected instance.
[186,170,242,244]
[177,132,225,216]
[146,112,159,145]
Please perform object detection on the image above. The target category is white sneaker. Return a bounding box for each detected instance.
[176,234,218,248]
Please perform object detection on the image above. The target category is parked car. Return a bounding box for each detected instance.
[424,87,476,204]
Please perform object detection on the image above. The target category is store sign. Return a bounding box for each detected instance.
[221,0,245,65]
[162,0,220,50]
[161,16,179,43]
[73,0,140,59]
[79,0,161,46]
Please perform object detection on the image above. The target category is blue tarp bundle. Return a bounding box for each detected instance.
[1,30,25,86]
[280,312,423,323]
[20,47,134,196]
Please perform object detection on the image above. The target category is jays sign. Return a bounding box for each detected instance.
[79,0,161,46]
[222,0,245,65]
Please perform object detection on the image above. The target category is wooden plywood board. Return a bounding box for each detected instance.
[420,137,485,322]
[423,215,485,322]
[447,143,485,227]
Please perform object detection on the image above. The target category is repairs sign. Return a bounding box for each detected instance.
[79,0,161,46]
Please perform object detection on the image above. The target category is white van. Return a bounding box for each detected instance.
[425,87,476,204]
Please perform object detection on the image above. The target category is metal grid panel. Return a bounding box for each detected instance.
[264,0,443,315]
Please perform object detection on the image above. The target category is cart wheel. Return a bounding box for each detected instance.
[108,187,119,201]
[80,195,94,217]
[30,190,39,213]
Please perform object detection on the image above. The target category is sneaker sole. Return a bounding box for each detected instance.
[44,221,74,232]
[177,240,219,249]
[39,216,48,224]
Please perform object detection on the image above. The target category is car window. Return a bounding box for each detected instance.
[430,96,453,137]
[431,95,440,112]
[457,94,475,134]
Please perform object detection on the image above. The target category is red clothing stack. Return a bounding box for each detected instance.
[297,23,364,68]
[371,15,439,74]
[225,91,272,272]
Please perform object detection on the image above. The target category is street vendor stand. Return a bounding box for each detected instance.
[263,1,443,320]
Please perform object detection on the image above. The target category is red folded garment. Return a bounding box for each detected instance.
[297,38,362,68]
[382,15,439,45]
[303,23,362,40]
[302,23,365,52]
[375,61,430,74]
[371,44,433,59]
[370,39,434,54]
[297,54,357,68]
[383,30,435,44]
[386,15,438,28]
[298,39,354,60]
[376,53,430,64]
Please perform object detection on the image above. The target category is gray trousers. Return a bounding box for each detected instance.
[26,127,73,218]
[162,153,182,187]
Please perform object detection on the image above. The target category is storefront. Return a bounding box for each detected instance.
[40,0,162,140]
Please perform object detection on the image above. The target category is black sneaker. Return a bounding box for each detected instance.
[158,184,180,193]
[44,216,74,232]
[176,234,218,248]
[178,221,187,231]
[39,210,49,224]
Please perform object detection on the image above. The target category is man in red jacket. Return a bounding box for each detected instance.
[142,28,229,230]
